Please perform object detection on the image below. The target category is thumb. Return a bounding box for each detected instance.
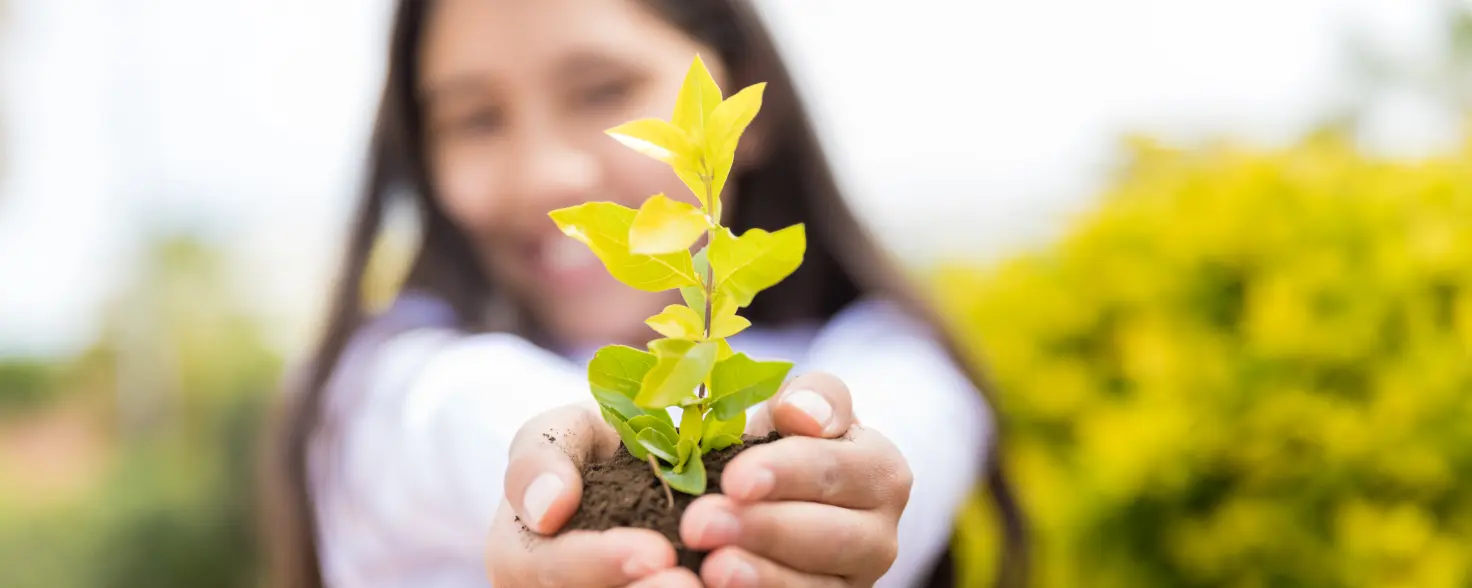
[504,402,617,534]
[764,372,856,439]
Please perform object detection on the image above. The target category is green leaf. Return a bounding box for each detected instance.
[629,194,710,255]
[675,439,696,472]
[709,225,807,307]
[661,452,707,495]
[708,353,794,420]
[588,345,658,421]
[589,345,655,395]
[627,414,679,445]
[593,387,644,424]
[636,339,718,409]
[637,428,679,464]
[549,202,700,291]
[680,406,704,448]
[645,304,704,340]
[715,339,735,361]
[705,434,743,452]
[602,407,650,460]
[701,409,745,449]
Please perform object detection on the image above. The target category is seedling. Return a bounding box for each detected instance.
[549,55,804,498]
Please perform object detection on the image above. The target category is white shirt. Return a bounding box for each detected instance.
[309,295,993,588]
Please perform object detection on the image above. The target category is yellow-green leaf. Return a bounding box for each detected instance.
[702,409,745,450]
[716,338,735,361]
[709,225,807,307]
[627,414,679,445]
[660,449,706,494]
[636,339,718,409]
[710,313,750,339]
[602,407,649,460]
[606,118,692,164]
[680,405,704,448]
[709,353,794,420]
[708,292,748,338]
[629,194,709,255]
[705,434,743,452]
[588,345,666,424]
[705,82,765,203]
[707,83,766,158]
[637,428,679,464]
[680,247,709,310]
[671,54,723,138]
[675,439,695,472]
[548,202,699,291]
[645,304,704,340]
[673,164,710,211]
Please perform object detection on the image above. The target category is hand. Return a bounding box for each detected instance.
[484,402,701,587]
[680,373,914,587]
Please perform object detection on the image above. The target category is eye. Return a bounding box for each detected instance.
[575,77,634,110]
[443,106,505,138]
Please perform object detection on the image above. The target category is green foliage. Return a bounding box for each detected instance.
[936,132,1472,587]
[551,55,802,495]
[0,360,62,414]
[0,231,278,587]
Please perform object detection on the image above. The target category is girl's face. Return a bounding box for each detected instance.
[419,0,730,349]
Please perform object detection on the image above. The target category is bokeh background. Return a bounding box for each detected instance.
[1,1,1469,586]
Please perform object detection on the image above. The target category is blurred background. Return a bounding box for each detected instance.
[1,0,1469,586]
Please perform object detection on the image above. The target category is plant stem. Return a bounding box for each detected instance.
[697,174,717,400]
[648,454,674,511]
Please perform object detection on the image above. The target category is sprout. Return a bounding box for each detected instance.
[548,55,802,495]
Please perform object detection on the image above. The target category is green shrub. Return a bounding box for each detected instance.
[938,132,1472,587]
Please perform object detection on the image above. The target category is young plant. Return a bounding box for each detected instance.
[548,55,805,496]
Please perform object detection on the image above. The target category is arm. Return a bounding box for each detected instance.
[804,301,994,587]
[312,328,592,581]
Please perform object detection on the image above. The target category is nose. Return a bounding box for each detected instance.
[509,124,600,213]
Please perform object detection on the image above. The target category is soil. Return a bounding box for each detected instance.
[561,431,781,573]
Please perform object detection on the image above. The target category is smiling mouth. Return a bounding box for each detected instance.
[532,236,604,289]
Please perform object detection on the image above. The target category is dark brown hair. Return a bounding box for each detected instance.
[265,1,1028,586]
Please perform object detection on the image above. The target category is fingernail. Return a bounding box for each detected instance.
[731,467,774,501]
[784,389,833,432]
[695,509,740,545]
[522,473,565,532]
[716,555,757,588]
[622,554,660,578]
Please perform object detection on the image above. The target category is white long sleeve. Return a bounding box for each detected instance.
[309,299,992,588]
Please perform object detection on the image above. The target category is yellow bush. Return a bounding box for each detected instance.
[935,132,1472,587]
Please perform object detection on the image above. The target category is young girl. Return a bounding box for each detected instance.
[268,0,1026,586]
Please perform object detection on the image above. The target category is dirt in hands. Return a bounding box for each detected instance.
[561,432,780,573]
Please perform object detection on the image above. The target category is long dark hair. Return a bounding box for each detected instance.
[265,1,1028,586]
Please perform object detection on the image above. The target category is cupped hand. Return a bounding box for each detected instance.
[484,402,700,588]
[681,373,914,587]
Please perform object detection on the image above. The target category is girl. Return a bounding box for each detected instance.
[268,0,1026,586]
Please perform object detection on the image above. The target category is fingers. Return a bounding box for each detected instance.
[625,567,703,588]
[767,372,856,439]
[701,546,847,588]
[505,402,620,534]
[681,494,897,579]
[719,426,913,510]
[487,502,676,587]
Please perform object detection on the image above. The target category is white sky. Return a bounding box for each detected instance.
[0,0,1456,357]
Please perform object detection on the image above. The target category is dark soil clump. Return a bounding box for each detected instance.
[562,431,781,573]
